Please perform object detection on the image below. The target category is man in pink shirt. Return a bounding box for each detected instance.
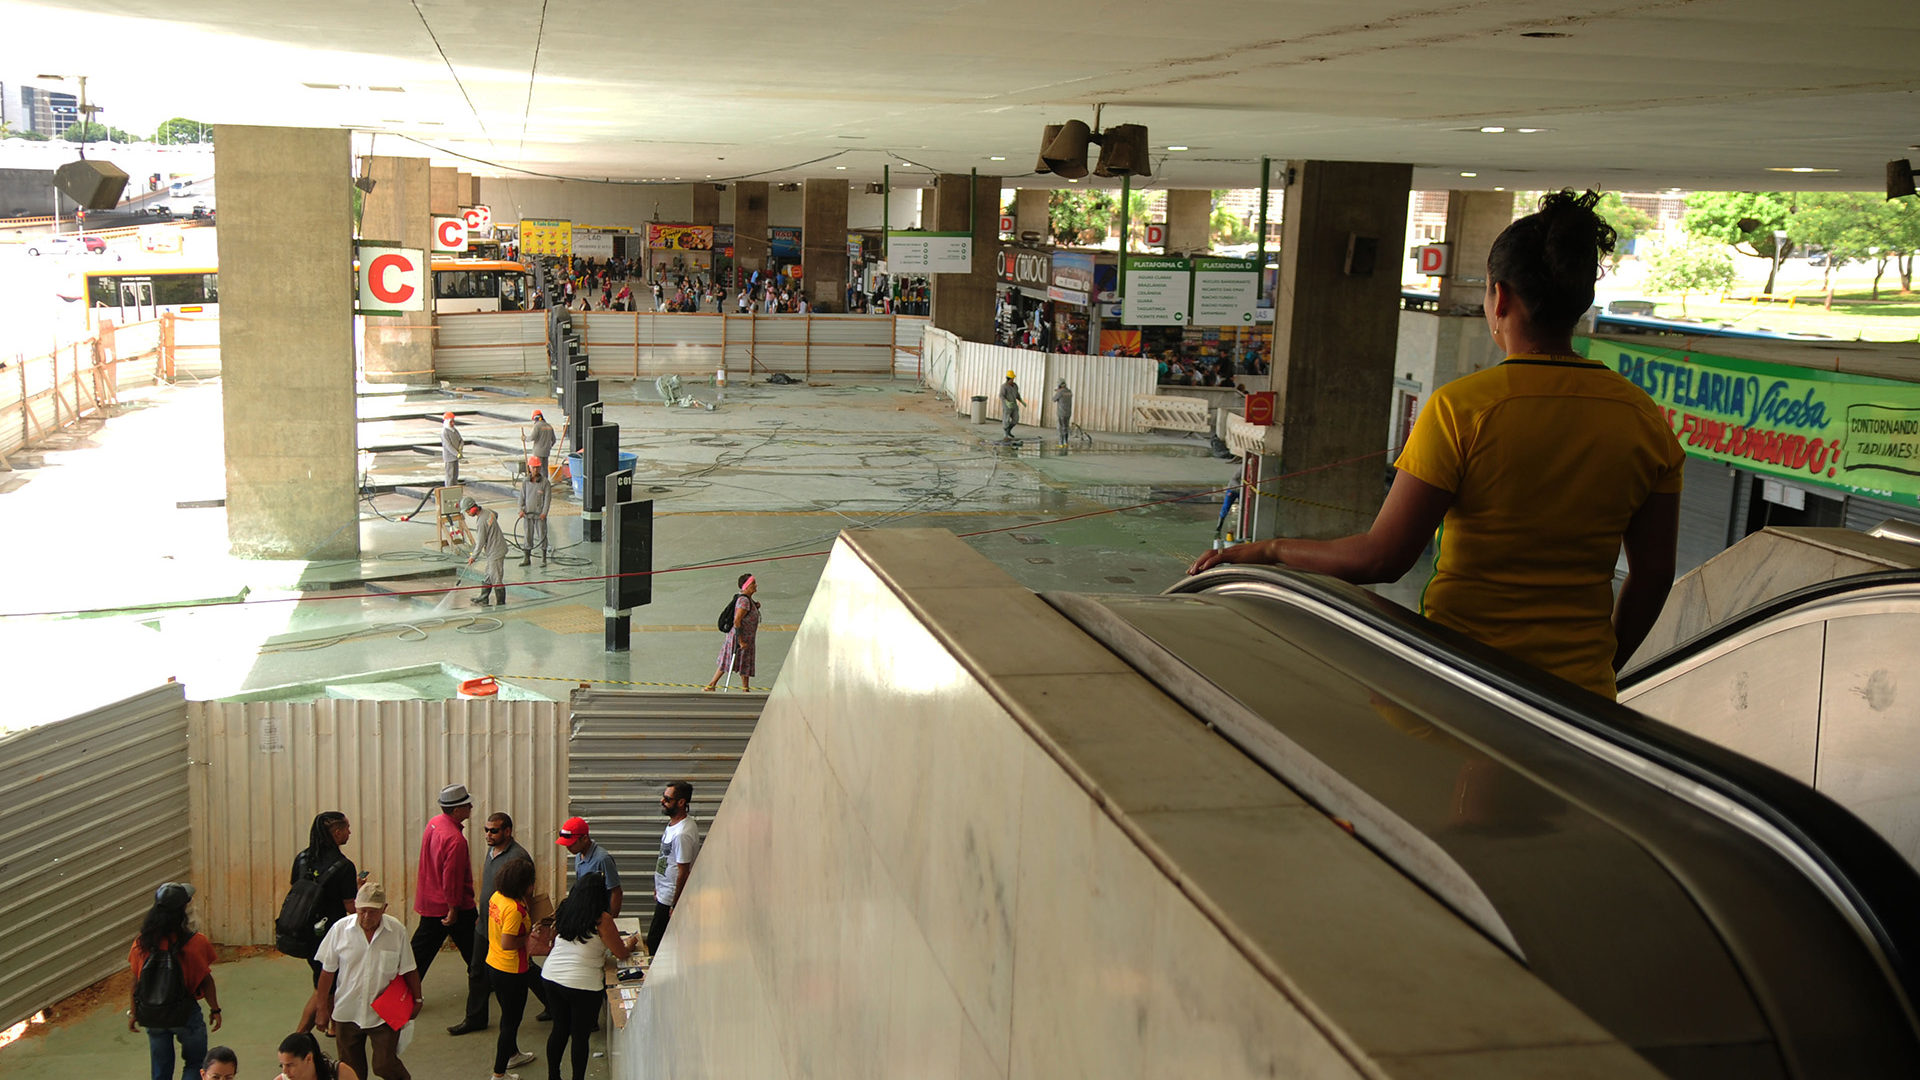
[410,783,478,978]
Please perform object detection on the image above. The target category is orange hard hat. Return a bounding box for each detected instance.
[527,455,543,471]
[532,409,544,420]
[442,411,456,421]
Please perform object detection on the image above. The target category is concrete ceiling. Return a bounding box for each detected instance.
[5,0,1919,192]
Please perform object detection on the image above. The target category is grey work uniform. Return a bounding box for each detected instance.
[529,420,556,466]
[519,473,552,559]
[472,507,507,588]
[1052,384,1073,444]
[999,379,1023,440]
[441,423,464,487]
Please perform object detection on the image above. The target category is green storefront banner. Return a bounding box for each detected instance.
[1576,337,1920,508]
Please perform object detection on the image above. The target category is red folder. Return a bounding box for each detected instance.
[372,975,412,1030]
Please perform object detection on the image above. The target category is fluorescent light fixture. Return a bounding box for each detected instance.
[1766,166,1839,173]
[1479,126,1506,134]
[1516,127,1550,134]
[989,156,1006,161]
[835,165,847,170]
[1460,172,1478,177]
[1166,145,1189,151]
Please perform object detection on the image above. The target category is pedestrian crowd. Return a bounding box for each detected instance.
[127,778,702,1080]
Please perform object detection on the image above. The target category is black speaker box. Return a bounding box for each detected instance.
[55,158,130,209]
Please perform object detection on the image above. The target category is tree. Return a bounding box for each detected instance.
[1594,192,1656,270]
[6,129,50,140]
[1644,240,1735,316]
[1875,197,1920,294]
[1210,191,1254,247]
[1682,191,1796,294]
[153,117,213,145]
[1045,188,1148,247]
[1788,192,1880,308]
[64,121,136,144]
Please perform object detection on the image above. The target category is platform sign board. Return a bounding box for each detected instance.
[431,215,468,253]
[1191,256,1260,326]
[463,204,492,233]
[1415,243,1451,276]
[355,241,426,315]
[1145,222,1166,247]
[887,231,974,273]
[1122,255,1190,326]
[520,218,572,257]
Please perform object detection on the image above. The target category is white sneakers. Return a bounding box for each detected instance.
[507,1050,536,1068]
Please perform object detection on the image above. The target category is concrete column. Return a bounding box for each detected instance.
[216,126,359,559]
[359,156,433,384]
[691,184,720,226]
[1164,188,1212,253]
[454,171,471,208]
[1265,160,1411,540]
[801,178,849,311]
[429,166,458,215]
[929,172,999,343]
[732,181,769,277]
[1014,188,1050,242]
[463,173,481,206]
[1439,189,1512,312]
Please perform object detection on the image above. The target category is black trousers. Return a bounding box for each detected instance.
[643,900,673,958]
[544,982,602,1080]
[464,925,546,1026]
[409,907,477,980]
[488,967,533,1075]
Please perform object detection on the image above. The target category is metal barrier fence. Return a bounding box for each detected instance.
[1,316,185,460]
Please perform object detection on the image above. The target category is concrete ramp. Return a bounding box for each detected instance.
[618,529,1654,1079]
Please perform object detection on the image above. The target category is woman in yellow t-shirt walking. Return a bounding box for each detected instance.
[484,857,538,1080]
[1192,189,1683,699]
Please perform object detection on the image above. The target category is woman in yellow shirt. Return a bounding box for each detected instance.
[485,857,538,1080]
[1193,189,1683,699]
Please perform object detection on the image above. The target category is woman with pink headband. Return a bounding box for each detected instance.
[704,573,762,692]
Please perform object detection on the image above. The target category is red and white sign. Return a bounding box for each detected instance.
[1244,391,1277,427]
[1145,222,1167,247]
[356,244,426,313]
[432,215,469,253]
[463,204,492,232]
[1415,243,1451,276]
[999,214,1015,235]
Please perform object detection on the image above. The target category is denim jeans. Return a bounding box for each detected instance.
[146,1002,207,1080]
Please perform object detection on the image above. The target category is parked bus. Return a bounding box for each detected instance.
[80,258,531,328]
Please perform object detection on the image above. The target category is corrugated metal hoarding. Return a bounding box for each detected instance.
[566,690,763,902]
[186,699,568,946]
[0,685,190,1030]
[432,312,548,378]
[929,328,1156,434]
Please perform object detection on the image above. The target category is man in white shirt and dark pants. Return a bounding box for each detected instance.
[315,882,422,1080]
[643,780,701,957]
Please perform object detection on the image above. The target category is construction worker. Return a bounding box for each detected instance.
[441,412,465,488]
[528,410,556,471]
[1052,378,1074,447]
[462,496,508,606]
[519,456,551,567]
[999,370,1027,442]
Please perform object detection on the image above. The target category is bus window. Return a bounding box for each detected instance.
[202,273,218,303]
[153,274,208,307]
[89,275,121,308]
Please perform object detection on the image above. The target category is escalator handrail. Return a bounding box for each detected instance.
[1167,564,1920,1023]
[1619,568,1920,690]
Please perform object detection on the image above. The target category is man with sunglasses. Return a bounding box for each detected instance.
[448,812,544,1036]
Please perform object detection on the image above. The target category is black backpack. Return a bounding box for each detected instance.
[717,594,745,633]
[134,941,194,1029]
[275,853,348,960]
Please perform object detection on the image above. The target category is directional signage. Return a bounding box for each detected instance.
[1415,243,1451,276]
[1145,222,1166,247]
[431,215,469,253]
[1122,255,1190,326]
[356,241,426,315]
[1190,256,1260,325]
[463,204,492,233]
[888,231,974,273]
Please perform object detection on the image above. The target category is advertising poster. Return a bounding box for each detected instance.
[1190,256,1260,326]
[1122,255,1191,326]
[519,219,572,257]
[646,224,714,250]
[1048,251,1095,306]
[769,227,803,259]
[1581,338,1920,507]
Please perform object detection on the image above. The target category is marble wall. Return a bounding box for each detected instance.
[617,529,1654,1080]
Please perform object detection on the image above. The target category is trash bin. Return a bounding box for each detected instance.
[568,450,640,499]
[970,395,988,424]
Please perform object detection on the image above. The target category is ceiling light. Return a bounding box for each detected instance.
[1166,145,1189,151]
[989,156,1006,161]
[835,165,846,170]
[1478,126,1506,134]
[1460,172,1477,177]
[1516,128,1550,134]
[1766,166,1840,173]
[1494,186,1505,191]
[1068,178,1080,183]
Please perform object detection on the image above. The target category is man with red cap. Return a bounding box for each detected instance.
[527,410,555,470]
[440,412,464,489]
[517,457,551,568]
[556,816,621,916]
[461,496,508,606]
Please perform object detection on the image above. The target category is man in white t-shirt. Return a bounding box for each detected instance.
[315,882,421,1080]
[643,780,701,957]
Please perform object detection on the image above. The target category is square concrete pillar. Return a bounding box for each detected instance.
[359,156,433,383]
[929,173,1000,343]
[1269,160,1412,539]
[1014,188,1050,242]
[733,181,770,276]
[692,184,720,226]
[429,166,458,215]
[1164,188,1212,253]
[801,178,849,311]
[1439,189,1514,312]
[216,125,359,560]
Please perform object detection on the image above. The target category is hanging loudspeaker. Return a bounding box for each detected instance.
[1034,124,1063,174]
[1094,124,1152,178]
[1041,121,1091,180]
[54,158,130,209]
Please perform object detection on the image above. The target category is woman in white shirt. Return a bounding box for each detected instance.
[541,872,638,1080]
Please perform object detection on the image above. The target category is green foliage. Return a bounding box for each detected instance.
[64,121,136,144]
[1209,191,1254,247]
[1046,188,1149,247]
[1681,191,1795,259]
[1594,192,1655,267]
[1644,240,1735,316]
[153,118,213,145]
[5,127,50,141]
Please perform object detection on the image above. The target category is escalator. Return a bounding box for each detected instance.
[1045,566,1920,1079]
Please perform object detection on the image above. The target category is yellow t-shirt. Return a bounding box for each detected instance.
[1393,355,1685,699]
[486,891,529,974]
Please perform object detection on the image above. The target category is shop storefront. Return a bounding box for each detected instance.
[995,244,1053,350]
[768,227,803,282]
[712,225,735,289]
[1047,251,1096,354]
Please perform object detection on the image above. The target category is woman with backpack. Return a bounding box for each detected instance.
[129,882,221,1080]
[702,573,761,693]
[282,812,361,985]
[542,872,637,1080]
